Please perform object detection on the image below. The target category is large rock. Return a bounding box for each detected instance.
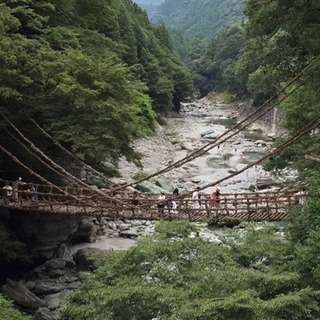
[45,259,67,270]
[73,247,112,271]
[70,218,98,243]
[154,177,174,193]
[34,281,65,295]
[8,211,81,259]
[34,307,53,320]
[134,181,167,194]
[1,279,45,309]
[55,243,74,264]
[256,177,278,190]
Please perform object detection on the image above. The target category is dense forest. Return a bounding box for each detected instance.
[1,0,320,319]
[135,0,244,38]
[0,0,193,181]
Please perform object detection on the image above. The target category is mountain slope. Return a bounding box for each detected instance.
[151,0,244,38]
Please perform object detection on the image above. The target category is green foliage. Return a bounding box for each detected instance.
[287,176,320,288]
[238,0,320,178]
[150,0,244,38]
[0,294,30,320]
[0,0,193,177]
[60,221,320,319]
[188,23,246,97]
[131,170,147,181]
[155,219,197,238]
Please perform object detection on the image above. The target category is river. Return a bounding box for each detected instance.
[119,100,276,194]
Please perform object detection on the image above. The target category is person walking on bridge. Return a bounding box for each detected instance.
[171,188,179,213]
[2,183,13,205]
[209,188,218,208]
[157,192,166,214]
[131,191,141,216]
[12,177,23,201]
[24,182,36,202]
[192,187,201,209]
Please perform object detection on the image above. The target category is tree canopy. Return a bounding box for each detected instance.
[0,0,193,179]
[60,220,320,319]
[150,0,244,38]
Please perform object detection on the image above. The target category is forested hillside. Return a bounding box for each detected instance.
[0,0,193,180]
[151,0,244,38]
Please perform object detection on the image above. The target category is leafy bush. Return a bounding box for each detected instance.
[0,294,30,320]
[60,221,320,319]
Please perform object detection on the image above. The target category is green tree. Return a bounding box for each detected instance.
[60,221,320,319]
[0,0,192,178]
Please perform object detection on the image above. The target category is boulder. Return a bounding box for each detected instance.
[202,132,218,140]
[134,181,167,193]
[55,244,74,265]
[73,247,112,271]
[118,223,131,231]
[43,293,61,310]
[256,177,278,189]
[34,307,52,320]
[48,269,66,278]
[34,281,65,295]
[1,279,45,309]
[154,177,174,193]
[254,140,267,146]
[45,259,66,270]
[8,212,81,259]
[70,218,98,243]
[119,228,140,239]
[180,142,193,151]
[200,129,215,137]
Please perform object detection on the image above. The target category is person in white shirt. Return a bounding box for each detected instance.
[192,187,201,209]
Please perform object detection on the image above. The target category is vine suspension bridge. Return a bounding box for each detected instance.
[0,60,318,223]
[0,179,303,223]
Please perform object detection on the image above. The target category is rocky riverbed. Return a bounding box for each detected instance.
[118,98,287,193]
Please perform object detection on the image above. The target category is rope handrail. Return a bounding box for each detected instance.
[0,186,302,223]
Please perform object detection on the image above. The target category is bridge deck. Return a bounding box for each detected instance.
[1,180,302,222]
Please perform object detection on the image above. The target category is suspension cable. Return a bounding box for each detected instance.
[138,113,320,208]
[109,77,307,193]
[0,142,76,198]
[26,115,114,186]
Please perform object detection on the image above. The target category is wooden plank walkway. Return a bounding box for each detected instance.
[0,179,303,222]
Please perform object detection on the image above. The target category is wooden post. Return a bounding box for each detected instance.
[245,195,250,221]
[234,194,238,216]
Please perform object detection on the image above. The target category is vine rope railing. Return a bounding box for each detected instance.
[0,180,302,222]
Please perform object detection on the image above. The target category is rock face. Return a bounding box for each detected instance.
[1,243,114,320]
[9,210,82,259]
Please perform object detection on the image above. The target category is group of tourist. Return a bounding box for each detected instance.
[192,187,221,209]
[2,177,36,205]
[131,187,221,214]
